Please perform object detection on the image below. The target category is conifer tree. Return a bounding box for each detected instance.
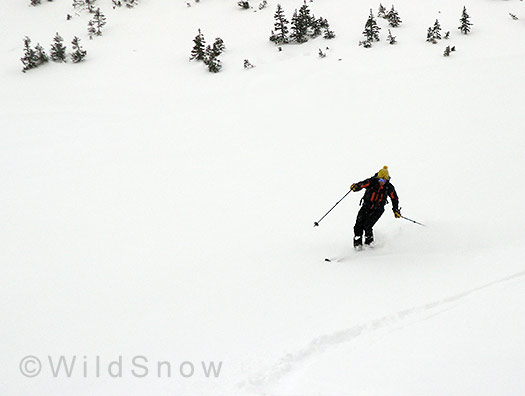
[50,32,67,62]
[30,0,42,6]
[204,45,222,73]
[387,29,397,44]
[270,4,289,44]
[458,6,472,34]
[123,0,138,8]
[426,27,437,44]
[73,0,97,13]
[237,1,249,9]
[88,8,106,38]
[21,37,38,73]
[87,20,96,38]
[386,6,402,27]
[318,17,328,30]
[289,1,316,43]
[433,19,442,40]
[269,30,277,43]
[362,9,381,44]
[443,46,451,56]
[322,18,335,39]
[297,1,314,36]
[71,36,87,63]
[290,9,308,43]
[211,37,225,56]
[207,56,222,73]
[35,43,49,65]
[311,16,323,38]
[113,0,137,8]
[378,3,386,19]
[190,29,206,61]
[324,28,336,39]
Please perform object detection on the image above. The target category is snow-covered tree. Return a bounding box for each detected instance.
[443,45,451,56]
[386,6,402,27]
[458,6,472,34]
[87,20,96,38]
[311,16,323,38]
[30,0,42,6]
[206,56,222,73]
[21,37,38,72]
[426,27,437,44]
[290,1,315,43]
[274,2,332,44]
[426,19,444,43]
[244,59,255,69]
[433,19,442,40]
[35,43,49,65]
[190,29,206,61]
[387,29,397,44]
[270,4,289,44]
[362,9,381,44]
[204,46,222,73]
[71,36,87,63]
[211,37,225,56]
[50,32,67,62]
[87,8,106,38]
[297,1,315,35]
[237,1,249,9]
[73,0,97,13]
[123,0,138,8]
[202,36,225,72]
[322,18,335,39]
[290,9,308,43]
[377,3,387,19]
[112,0,138,8]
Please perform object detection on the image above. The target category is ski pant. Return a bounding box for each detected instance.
[354,206,385,239]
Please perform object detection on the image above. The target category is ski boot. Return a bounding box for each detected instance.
[353,236,363,249]
[364,235,374,247]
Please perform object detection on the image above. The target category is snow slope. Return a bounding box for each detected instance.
[1,1,525,395]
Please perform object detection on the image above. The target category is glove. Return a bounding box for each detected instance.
[350,183,358,191]
[394,210,401,218]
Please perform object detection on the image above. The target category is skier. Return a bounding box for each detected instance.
[350,166,401,248]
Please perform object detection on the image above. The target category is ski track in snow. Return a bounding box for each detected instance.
[240,270,525,393]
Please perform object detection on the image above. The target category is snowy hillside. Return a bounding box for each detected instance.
[1,1,525,395]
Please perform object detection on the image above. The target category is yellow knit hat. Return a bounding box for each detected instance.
[377,166,390,180]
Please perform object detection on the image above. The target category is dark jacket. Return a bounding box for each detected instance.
[353,175,399,212]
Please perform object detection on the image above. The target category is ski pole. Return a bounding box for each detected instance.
[400,215,425,227]
[314,190,352,227]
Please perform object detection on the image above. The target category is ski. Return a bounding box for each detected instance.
[324,255,350,262]
[325,244,377,261]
